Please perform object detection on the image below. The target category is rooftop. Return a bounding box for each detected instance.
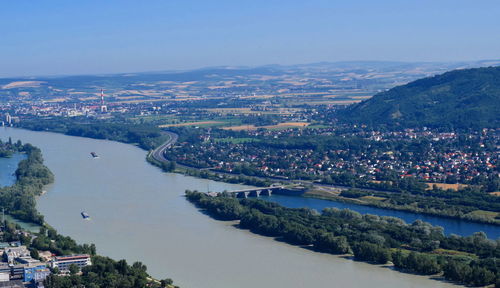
[53,254,90,261]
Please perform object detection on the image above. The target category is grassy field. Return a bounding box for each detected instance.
[425,183,469,191]
[159,121,226,128]
[267,122,310,128]
[305,124,331,129]
[206,108,263,115]
[304,186,343,198]
[359,195,387,201]
[131,115,245,128]
[223,122,310,131]
[465,210,499,219]
[129,115,179,124]
[389,247,476,261]
[288,100,362,105]
[222,124,258,131]
[205,107,302,115]
[430,248,477,259]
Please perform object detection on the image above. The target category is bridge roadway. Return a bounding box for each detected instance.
[211,186,285,198]
[150,132,384,196]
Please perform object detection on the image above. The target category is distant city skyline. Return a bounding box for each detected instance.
[1,0,499,77]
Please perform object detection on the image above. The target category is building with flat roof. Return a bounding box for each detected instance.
[2,246,30,264]
[23,265,50,283]
[16,257,41,266]
[51,254,91,271]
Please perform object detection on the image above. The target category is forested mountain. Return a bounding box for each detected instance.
[339,66,500,129]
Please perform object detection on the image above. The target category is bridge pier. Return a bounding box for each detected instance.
[260,189,272,196]
[249,190,261,197]
[226,186,285,198]
[236,192,249,198]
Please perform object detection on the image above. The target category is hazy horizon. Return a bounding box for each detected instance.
[2,58,500,79]
[1,0,500,77]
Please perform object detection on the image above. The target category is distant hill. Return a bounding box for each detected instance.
[338,66,500,129]
[1,60,499,104]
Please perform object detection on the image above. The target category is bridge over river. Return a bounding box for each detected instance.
[206,185,307,198]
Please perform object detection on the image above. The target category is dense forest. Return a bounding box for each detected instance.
[0,137,18,157]
[0,141,53,224]
[339,66,500,129]
[186,190,500,287]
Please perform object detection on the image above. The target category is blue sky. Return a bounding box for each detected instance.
[1,0,499,77]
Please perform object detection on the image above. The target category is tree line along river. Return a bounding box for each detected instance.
[0,127,476,287]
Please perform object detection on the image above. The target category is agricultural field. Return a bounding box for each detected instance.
[223,122,310,131]
[205,107,303,115]
[425,183,469,191]
[159,121,226,128]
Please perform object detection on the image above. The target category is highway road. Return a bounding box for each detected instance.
[151,131,178,164]
[150,131,382,194]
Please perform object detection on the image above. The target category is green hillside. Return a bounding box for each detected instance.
[339,66,500,129]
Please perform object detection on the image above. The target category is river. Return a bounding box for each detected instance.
[0,152,41,232]
[0,127,460,288]
[0,153,24,187]
[265,195,500,239]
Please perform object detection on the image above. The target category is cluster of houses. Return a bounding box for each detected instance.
[0,242,91,288]
[2,104,118,119]
[170,127,499,185]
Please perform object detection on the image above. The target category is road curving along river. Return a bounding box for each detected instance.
[0,127,459,288]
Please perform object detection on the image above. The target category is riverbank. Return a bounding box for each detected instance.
[0,153,26,188]
[0,137,177,287]
[15,122,500,226]
[0,143,53,224]
[186,190,499,287]
[264,194,500,239]
[304,189,500,226]
[2,127,460,288]
[142,131,500,226]
[157,156,500,226]
[149,151,500,238]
